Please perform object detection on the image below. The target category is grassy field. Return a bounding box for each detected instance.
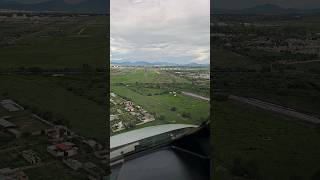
[0,72,108,164]
[111,68,191,84]
[0,74,107,142]
[112,86,209,125]
[213,48,262,70]
[212,14,320,180]
[212,100,320,180]
[0,16,107,69]
[0,150,29,168]
[0,14,108,179]
[10,115,50,133]
[212,50,320,179]
[0,135,53,168]
[24,161,87,180]
[111,67,210,133]
[213,47,320,115]
[0,16,108,141]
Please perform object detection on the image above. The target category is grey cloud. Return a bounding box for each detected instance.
[111,0,210,64]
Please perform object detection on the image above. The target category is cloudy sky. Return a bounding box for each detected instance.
[111,0,210,64]
[213,0,320,10]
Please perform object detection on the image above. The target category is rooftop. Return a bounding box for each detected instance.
[0,118,16,128]
[55,142,74,151]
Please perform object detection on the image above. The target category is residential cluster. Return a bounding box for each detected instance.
[110,93,155,133]
[174,71,210,80]
[0,168,28,180]
[0,99,107,180]
[212,15,320,63]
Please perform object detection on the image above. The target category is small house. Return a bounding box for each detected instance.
[47,142,78,157]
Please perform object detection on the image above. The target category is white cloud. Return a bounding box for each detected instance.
[111,0,210,64]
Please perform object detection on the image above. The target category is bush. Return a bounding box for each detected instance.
[231,157,246,177]
[230,158,260,179]
[182,112,191,118]
[170,107,177,111]
[158,115,165,121]
[245,161,259,179]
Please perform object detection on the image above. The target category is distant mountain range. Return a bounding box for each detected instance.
[0,0,108,13]
[111,61,209,67]
[212,4,320,15]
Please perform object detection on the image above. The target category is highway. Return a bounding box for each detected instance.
[278,59,320,65]
[181,91,210,101]
[229,95,320,124]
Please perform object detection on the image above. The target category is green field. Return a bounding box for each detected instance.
[24,161,87,180]
[213,101,320,180]
[111,68,190,84]
[9,115,50,133]
[0,16,107,69]
[0,74,107,142]
[213,47,320,115]
[213,48,262,70]
[0,136,53,168]
[111,67,210,133]
[0,14,108,179]
[0,15,108,142]
[112,86,209,124]
[0,71,107,147]
[212,14,320,180]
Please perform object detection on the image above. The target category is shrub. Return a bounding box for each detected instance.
[182,112,191,118]
[158,115,165,121]
[170,107,177,111]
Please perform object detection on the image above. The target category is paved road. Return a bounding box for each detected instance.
[279,60,320,65]
[78,27,87,35]
[32,114,54,126]
[181,91,210,101]
[0,146,22,153]
[229,95,320,124]
[20,161,55,170]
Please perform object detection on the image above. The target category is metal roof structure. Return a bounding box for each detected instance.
[0,118,16,128]
[0,99,24,112]
[110,124,198,149]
